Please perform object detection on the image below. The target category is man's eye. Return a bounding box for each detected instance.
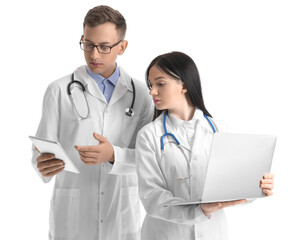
[99,45,110,51]
[84,43,93,50]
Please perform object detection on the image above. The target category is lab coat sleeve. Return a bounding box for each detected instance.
[136,126,209,225]
[31,83,60,183]
[105,90,154,175]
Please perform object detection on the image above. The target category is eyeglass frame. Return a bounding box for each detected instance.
[79,35,123,54]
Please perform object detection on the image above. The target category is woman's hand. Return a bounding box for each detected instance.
[261,173,274,196]
[200,199,247,217]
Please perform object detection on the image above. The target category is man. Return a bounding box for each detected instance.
[32,5,153,240]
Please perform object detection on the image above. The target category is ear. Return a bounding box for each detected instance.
[181,82,188,94]
[118,40,128,55]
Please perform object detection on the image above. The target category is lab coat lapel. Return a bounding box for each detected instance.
[109,67,133,106]
[73,65,107,103]
[109,80,128,106]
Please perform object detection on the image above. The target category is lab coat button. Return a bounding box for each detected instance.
[101,192,104,195]
[100,220,103,223]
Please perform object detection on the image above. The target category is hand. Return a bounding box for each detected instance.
[260,173,274,196]
[200,199,248,217]
[36,153,65,177]
[74,132,115,165]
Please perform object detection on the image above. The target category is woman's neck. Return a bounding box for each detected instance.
[169,101,195,121]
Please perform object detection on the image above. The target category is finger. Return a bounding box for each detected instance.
[261,183,274,190]
[36,153,55,163]
[74,145,99,153]
[93,132,108,143]
[263,173,274,179]
[40,164,65,176]
[83,161,99,165]
[220,199,247,208]
[263,189,273,196]
[78,151,99,158]
[37,159,64,170]
[43,166,65,178]
[261,179,273,184]
[201,202,221,211]
[78,154,98,164]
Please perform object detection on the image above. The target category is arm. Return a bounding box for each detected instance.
[31,84,61,183]
[75,89,154,175]
[136,128,209,225]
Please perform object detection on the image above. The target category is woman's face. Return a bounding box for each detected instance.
[148,66,187,112]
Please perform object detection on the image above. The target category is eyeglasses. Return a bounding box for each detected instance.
[79,36,123,54]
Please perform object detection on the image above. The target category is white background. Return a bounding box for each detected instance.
[0,0,301,239]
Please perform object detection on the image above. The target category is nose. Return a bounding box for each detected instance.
[90,46,100,60]
[149,86,157,96]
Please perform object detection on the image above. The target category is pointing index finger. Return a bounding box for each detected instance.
[74,145,99,153]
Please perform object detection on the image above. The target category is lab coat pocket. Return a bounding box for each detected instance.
[49,189,80,238]
[119,186,140,235]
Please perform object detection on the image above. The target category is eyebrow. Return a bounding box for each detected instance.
[84,39,111,45]
[154,76,166,81]
[149,76,166,84]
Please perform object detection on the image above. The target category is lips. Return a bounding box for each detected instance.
[90,62,103,66]
[153,99,161,104]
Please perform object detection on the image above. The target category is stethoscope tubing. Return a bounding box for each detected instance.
[160,111,217,150]
[68,72,136,119]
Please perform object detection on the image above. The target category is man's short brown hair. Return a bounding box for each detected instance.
[83,5,127,40]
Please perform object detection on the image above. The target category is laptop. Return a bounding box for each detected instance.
[165,132,276,206]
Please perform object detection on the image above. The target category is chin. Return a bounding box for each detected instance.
[155,106,165,111]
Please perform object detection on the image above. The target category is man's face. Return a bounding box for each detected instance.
[82,22,127,78]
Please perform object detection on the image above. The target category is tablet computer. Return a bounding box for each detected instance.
[29,136,80,174]
[164,132,276,206]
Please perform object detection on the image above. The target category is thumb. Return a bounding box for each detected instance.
[93,132,108,143]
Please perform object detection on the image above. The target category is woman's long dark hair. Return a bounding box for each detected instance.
[146,51,212,120]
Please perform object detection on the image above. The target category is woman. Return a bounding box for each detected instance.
[135,51,274,240]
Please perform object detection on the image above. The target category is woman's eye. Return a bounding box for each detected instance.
[157,82,165,86]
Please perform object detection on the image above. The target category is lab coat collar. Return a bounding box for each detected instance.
[73,65,107,103]
[154,108,215,138]
[86,64,120,87]
[72,65,133,104]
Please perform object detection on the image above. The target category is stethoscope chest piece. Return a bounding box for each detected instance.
[125,107,134,117]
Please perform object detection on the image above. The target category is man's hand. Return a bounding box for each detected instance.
[74,132,115,165]
[36,153,65,177]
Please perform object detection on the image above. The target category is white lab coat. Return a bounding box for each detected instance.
[136,109,229,240]
[31,65,153,240]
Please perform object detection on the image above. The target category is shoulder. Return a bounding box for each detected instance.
[137,121,155,139]
[119,66,148,91]
[137,113,163,137]
[46,65,85,94]
[210,117,228,133]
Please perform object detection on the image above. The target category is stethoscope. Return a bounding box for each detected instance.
[67,72,136,119]
[160,110,217,182]
[160,111,217,150]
